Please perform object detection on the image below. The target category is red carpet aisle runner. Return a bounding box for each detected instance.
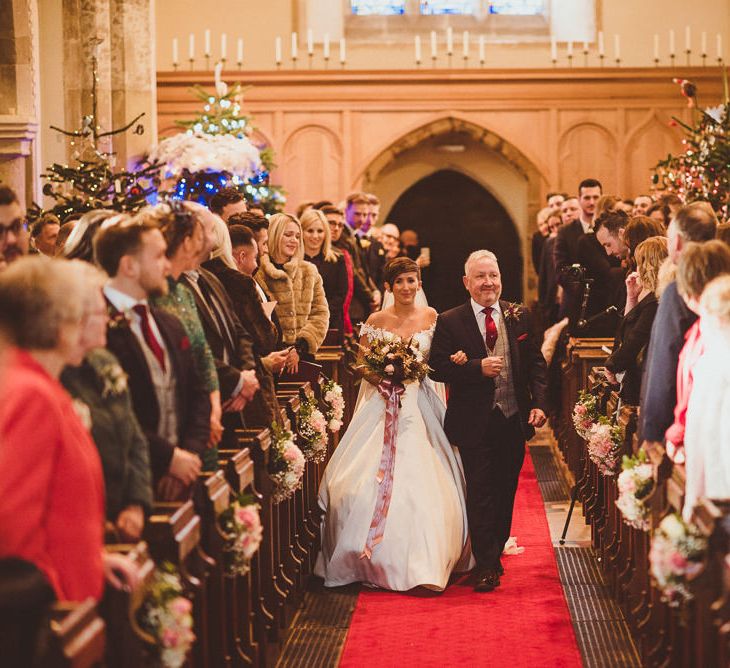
[338,452,582,667]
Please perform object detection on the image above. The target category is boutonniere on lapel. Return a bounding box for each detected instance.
[107,305,132,330]
[503,301,523,324]
[100,362,128,398]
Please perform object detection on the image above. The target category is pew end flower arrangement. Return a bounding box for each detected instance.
[218,493,263,576]
[586,416,624,476]
[572,390,599,440]
[136,561,195,667]
[321,378,345,433]
[297,395,328,463]
[649,513,707,608]
[616,449,656,531]
[268,422,305,503]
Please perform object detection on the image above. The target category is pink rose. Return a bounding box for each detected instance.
[284,446,299,461]
[670,552,688,573]
[162,628,181,648]
[575,404,587,416]
[170,596,192,616]
[236,507,258,527]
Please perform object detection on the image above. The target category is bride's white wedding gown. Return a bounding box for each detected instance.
[315,323,472,591]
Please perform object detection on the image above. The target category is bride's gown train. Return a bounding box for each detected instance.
[315,323,472,591]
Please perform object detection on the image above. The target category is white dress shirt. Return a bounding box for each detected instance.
[103,285,168,355]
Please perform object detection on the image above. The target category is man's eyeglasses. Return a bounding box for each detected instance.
[328,221,345,229]
[0,218,27,239]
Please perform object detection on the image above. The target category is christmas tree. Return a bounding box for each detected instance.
[29,41,160,224]
[153,63,285,214]
[652,74,730,216]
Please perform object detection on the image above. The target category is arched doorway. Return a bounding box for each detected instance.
[387,169,522,313]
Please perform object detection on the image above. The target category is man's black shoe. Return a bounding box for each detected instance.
[474,570,500,593]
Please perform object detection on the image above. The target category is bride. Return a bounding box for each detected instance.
[315,257,472,591]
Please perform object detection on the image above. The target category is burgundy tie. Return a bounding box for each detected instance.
[482,307,498,350]
[133,304,166,372]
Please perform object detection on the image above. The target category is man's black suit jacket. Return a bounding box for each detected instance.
[430,300,548,450]
[180,267,256,401]
[105,303,210,482]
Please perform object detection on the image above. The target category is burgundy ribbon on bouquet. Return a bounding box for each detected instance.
[360,379,405,560]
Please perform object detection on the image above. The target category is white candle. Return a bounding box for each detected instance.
[598,31,604,56]
[415,35,422,63]
[479,35,485,63]
[463,31,469,58]
[567,41,573,57]
[430,31,437,59]
[717,33,723,61]
[339,37,346,64]
[550,39,557,61]
[582,41,589,54]
[669,29,675,55]
[237,38,244,64]
[685,26,691,52]
[447,27,453,55]
[323,33,330,59]
[701,31,707,55]
[188,33,195,60]
[172,37,179,65]
[291,32,298,59]
[307,29,314,55]
[614,34,620,60]
[221,33,227,60]
[204,29,211,56]
[275,36,282,64]
[653,34,659,60]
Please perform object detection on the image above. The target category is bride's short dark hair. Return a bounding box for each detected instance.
[384,256,420,287]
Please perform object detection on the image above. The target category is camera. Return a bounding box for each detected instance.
[563,263,588,281]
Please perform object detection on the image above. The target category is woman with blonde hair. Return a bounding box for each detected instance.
[301,208,348,336]
[256,213,329,371]
[604,236,667,405]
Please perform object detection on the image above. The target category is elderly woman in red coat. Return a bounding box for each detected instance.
[0,257,138,602]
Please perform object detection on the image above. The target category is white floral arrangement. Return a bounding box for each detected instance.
[137,562,195,668]
[297,395,328,464]
[149,132,262,180]
[268,423,305,504]
[616,450,655,531]
[572,390,599,440]
[321,379,345,433]
[586,416,624,476]
[219,493,263,576]
[649,513,707,607]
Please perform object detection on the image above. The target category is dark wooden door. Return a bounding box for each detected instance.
[386,169,523,313]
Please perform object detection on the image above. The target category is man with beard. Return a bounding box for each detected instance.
[0,186,29,267]
[95,219,210,499]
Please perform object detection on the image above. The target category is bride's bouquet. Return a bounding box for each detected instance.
[357,336,431,387]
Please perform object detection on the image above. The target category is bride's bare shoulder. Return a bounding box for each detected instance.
[365,309,392,328]
[420,306,438,327]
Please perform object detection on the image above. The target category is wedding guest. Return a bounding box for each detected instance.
[622,215,667,269]
[301,208,348,336]
[60,261,153,541]
[632,194,654,217]
[546,192,565,213]
[30,214,60,257]
[256,213,330,368]
[538,212,564,325]
[248,203,266,217]
[381,223,401,260]
[322,205,356,335]
[63,209,119,261]
[94,219,210,499]
[177,203,261,443]
[203,217,287,427]
[0,257,138,602]
[227,224,282,357]
[344,192,382,313]
[640,202,717,445]
[617,199,634,215]
[366,193,381,231]
[531,207,551,275]
[665,241,730,460]
[683,275,730,520]
[595,209,630,261]
[55,220,77,256]
[208,186,247,222]
[296,200,315,219]
[604,237,667,405]
[145,203,224,452]
[0,185,29,265]
[646,203,669,227]
[229,211,269,258]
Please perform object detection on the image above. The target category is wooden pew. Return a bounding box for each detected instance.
[44,600,106,668]
[144,500,212,668]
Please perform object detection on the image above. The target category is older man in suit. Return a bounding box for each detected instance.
[95,220,210,498]
[430,250,548,592]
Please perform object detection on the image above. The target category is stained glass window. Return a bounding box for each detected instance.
[351,0,406,15]
[419,0,479,14]
[488,0,544,15]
